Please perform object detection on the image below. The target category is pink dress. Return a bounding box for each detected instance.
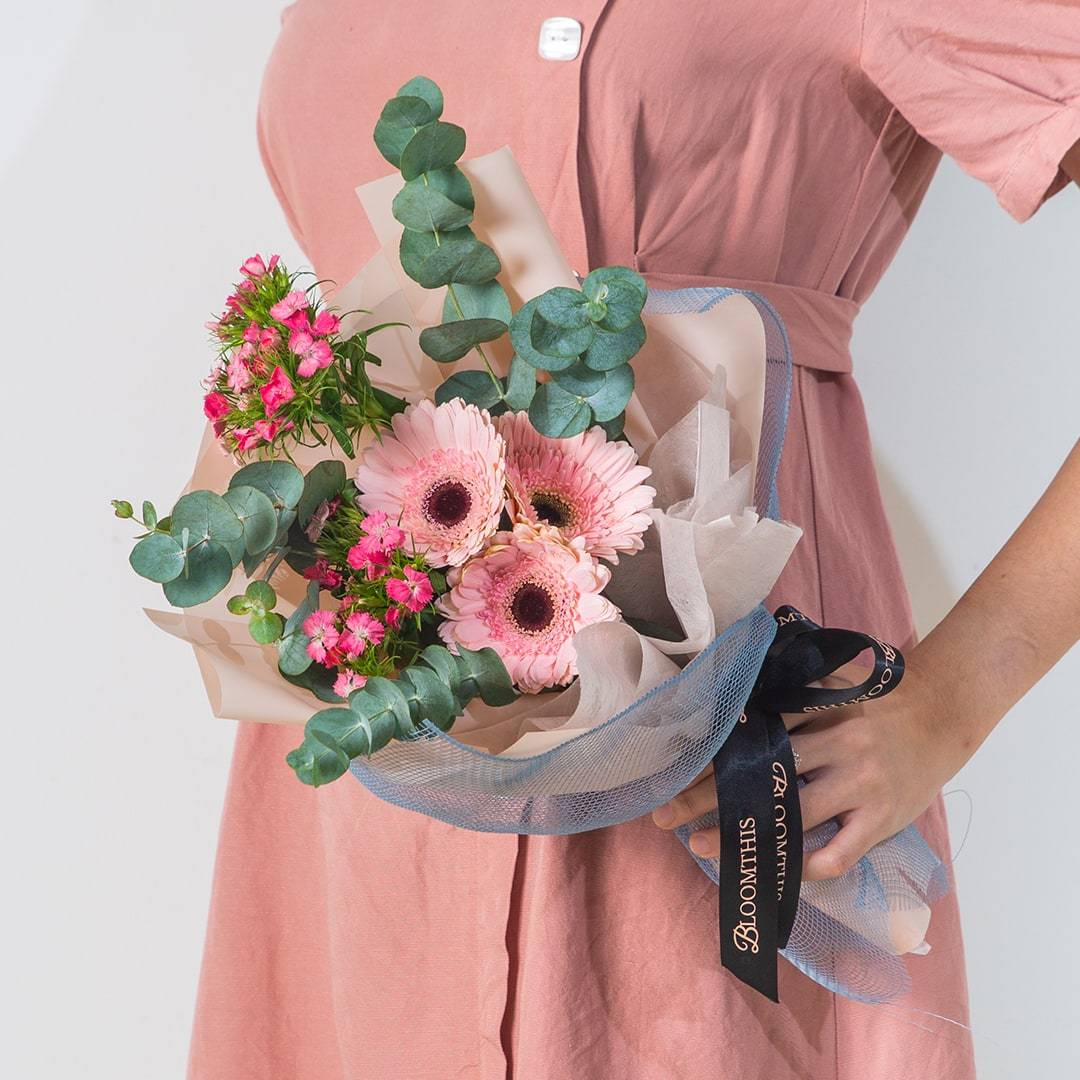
[188,3,1080,1077]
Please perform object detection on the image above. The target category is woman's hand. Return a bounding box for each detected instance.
[650,653,970,880]
[653,439,1080,880]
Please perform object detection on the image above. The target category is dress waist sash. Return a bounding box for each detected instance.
[642,271,858,374]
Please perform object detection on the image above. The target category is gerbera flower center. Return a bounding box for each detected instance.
[423,479,473,528]
[509,579,557,635]
[529,489,575,529]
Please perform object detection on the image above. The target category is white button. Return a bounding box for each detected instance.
[538,17,582,61]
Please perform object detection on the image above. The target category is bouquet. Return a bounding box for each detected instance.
[114,77,947,1004]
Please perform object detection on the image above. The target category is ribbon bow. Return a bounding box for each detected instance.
[711,606,904,1001]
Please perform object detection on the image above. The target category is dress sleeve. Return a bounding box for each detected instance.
[861,0,1080,221]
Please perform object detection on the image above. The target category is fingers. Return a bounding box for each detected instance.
[688,827,719,859]
[651,771,718,830]
[787,729,832,777]
[803,811,878,881]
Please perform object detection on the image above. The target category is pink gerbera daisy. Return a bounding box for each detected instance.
[498,412,655,563]
[355,399,506,567]
[437,522,619,693]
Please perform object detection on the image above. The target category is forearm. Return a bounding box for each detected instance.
[911,440,1080,771]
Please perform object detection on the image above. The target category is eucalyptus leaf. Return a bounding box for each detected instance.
[280,661,341,704]
[419,317,507,363]
[399,666,458,731]
[443,281,512,324]
[529,309,596,359]
[392,171,474,232]
[551,359,605,397]
[396,76,444,119]
[582,317,646,370]
[163,540,234,607]
[528,381,593,438]
[582,266,648,305]
[229,460,304,510]
[142,501,157,530]
[373,95,438,167]
[250,612,286,645]
[297,460,347,527]
[278,582,320,676]
[352,677,414,742]
[536,286,592,330]
[223,485,278,555]
[454,647,517,706]
[307,703,395,760]
[245,580,276,610]
[129,532,185,583]
[285,734,350,787]
[399,121,467,180]
[412,229,501,289]
[509,299,577,372]
[399,228,439,280]
[504,354,537,410]
[586,364,635,422]
[170,490,243,551]
[417,645,463,699]
[434,369,505,409]
[596,278,647,331]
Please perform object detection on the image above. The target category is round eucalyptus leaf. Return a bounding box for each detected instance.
[596,278,647,331]
[355,677,415,742]
[399,121,467,181]
[587,364,635,422]
[536,286,592,330]
[170,490,243,551]
[129,532,185,584]
[530,310,596,359]
[454,647,517,706]
[413,229,501,289]
[397,76,443,118]
[223,485,278,555]
[373,95,437,167]
[419,317,507,363]
[434,369,505,410]
[229,460,304,510]
[509,300,577,372]
[226,595,252,616]
[392,173,474,232]
[582,265,648,305]
[400,666,457,730]
[443,281,512,324]
[399,228,440,280]
[163,540,235,608]
[528,381,593,439]
[245,579,277,611]
[582,316,646,370]
[285,737,349,787]
[504,353,537,410]
[379,94,437,128]
[297,461,347,527]
[551,359,605,397]
[249,612,286,645]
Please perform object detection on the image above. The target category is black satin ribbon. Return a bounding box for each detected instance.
[711,606,905,1001]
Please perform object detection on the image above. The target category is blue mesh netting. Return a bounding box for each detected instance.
[348,288,947,1003]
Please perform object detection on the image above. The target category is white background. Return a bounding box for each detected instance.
[2,2,1076,1077]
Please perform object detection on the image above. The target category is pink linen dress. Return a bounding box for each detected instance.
[188,3,1080,1078]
